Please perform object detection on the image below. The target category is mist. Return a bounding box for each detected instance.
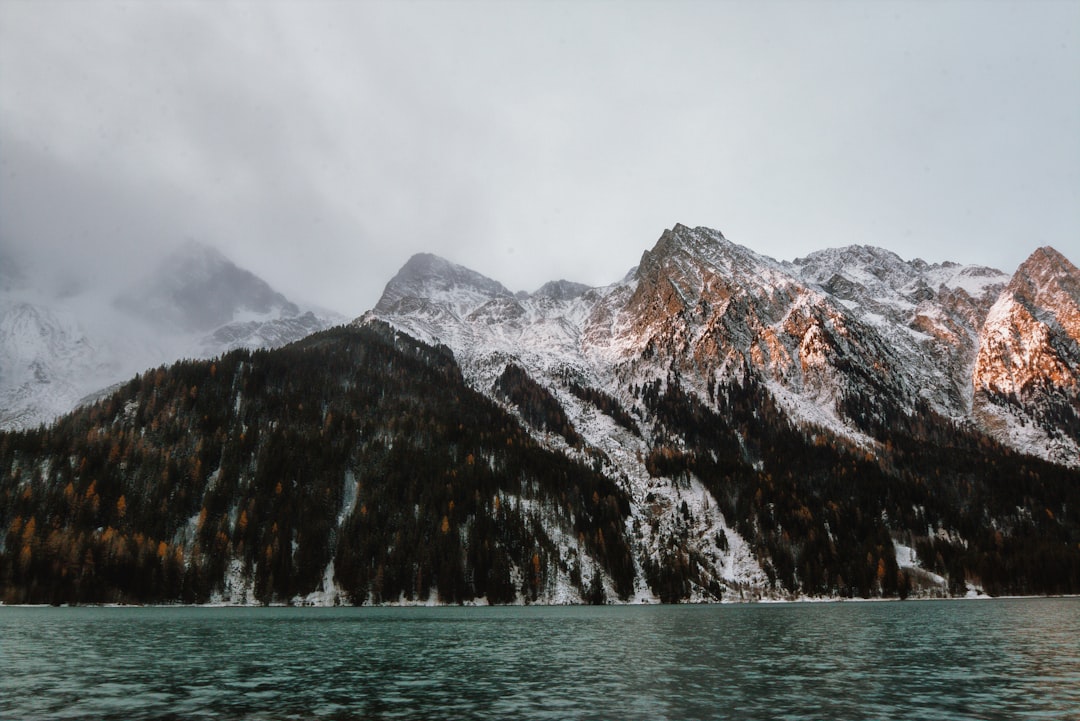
[2,1,1077,317]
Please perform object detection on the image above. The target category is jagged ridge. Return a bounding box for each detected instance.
[361,224,1080,601]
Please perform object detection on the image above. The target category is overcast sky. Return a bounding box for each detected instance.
[1,0,1078,315]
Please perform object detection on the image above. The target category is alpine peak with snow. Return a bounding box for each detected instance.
[365,224,1076,466]
[2,224,1078,606]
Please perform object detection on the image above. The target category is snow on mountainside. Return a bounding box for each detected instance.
[0,298,94,429]
[362,223,1079,599]
[609,226,915,438]
[364,252,605,389]
[361,230,779,599]
[973,247,1080,466]
[367,224,1074,463]
[0,241,341,430]
[787,245,1010,417]
[5,225,1078,606]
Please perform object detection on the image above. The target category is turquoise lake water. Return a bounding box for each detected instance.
[2,598,1078,720]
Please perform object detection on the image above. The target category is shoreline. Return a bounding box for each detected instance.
[3,593,1077,610]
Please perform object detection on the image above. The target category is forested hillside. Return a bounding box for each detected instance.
[2,321,1079,606]
[637,369,1080,598]
[0,324,633,605]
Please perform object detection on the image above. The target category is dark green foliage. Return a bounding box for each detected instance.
[494,364,583,447]
[639,370,1080,599]
[0,324,635,605]
[567,382,639,435]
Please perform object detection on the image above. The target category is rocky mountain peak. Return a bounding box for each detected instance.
[532,279,591,301]
[364,223,1075,465]
[1007,246,1080,314]
[1024,245,1074,273]
[373,253,514,315]
[629,225,788,319]
[635,224,732,278]
[972,245,1080,466]
[988,246,1080,354]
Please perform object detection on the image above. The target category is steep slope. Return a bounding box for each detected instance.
[0,245,132,427]
[787,246,1009,416]
[973,247,1080,465]
[0,324,637,605]
[0,300,95,429]
[5,319,1078,606]
[606,226,913,439]
[363,252,607,389]
[0,241,340,430]
[364,225,1080,600]
[369,224,1073,459]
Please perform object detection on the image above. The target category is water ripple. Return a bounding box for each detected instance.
[1,599,1078,720]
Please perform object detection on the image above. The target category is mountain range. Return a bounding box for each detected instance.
[1,225,1077,605]
[366,224,1078,468]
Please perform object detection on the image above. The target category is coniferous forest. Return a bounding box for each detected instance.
[1,323,1078,605]
[0,324,633,605]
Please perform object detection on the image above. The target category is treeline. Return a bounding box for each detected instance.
[494,363,582,447]
[567,381,639,435]
[0,324,635,605]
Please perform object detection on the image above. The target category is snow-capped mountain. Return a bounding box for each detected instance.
[358,223,1078,600]
[366,224,1075,462]
[786,245,1009,416]
[0,299,94,429]
[0,241,341,430]
[4,225,1078,606]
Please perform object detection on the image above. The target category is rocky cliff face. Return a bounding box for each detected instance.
[608,226,910,440]
[787,245,1009,418]
[367,224,1074,462]
[973,247,1080,466]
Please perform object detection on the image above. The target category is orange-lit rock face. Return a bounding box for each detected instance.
[972,247,1080,465]
[368,224,1076,466]
[620,226,853,399]
[974,247,1080,396]
[975,303,1076,396]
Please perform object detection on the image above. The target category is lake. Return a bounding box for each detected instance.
[2,599,1078,720]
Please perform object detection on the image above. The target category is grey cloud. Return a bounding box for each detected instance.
[1,0,1077,317]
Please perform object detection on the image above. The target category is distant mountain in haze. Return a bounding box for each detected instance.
[0,240,342,429]
[3,224,1077,607]
[0,245,22,291]
[116,241,302,332]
